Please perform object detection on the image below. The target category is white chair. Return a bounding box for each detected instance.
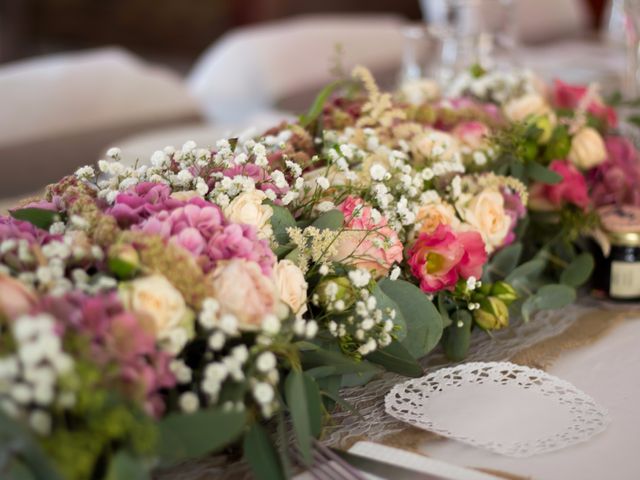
[187,14,406,123]
[0,48,202,197]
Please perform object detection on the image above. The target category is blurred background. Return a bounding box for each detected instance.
[0,0,628,205]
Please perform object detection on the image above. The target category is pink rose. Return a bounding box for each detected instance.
[208,259,277,331]
[552,79,617,128]
[0,274,37,319]
[333,196,403,278]
[452,121,491,149]
[408,224,487,293]
[529,160,590,211]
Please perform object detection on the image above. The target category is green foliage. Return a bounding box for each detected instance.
[525,162,562,184]
[284,371,322,464]
[378,279,443,358]
[156,409,246,466]
[366,341,423,377]
[105,452,149,480]
[270,204,297,245]
[311,210,344,231]
[9,208,60,230]
[300,80,345,127]
[442,310,472,361]
[521,284,576,322]
[484,242,523,281]
[560,253,594,287]
[243,423,286,480]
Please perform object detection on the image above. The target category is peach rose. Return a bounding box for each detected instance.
[273,259,308,318]
[223,190,273,239]
[411,129,460,162]
[0,274,37,319]
[503,93,552,122]
[208,259,277,331]
[416,202,460,235]
[458,188,510,253]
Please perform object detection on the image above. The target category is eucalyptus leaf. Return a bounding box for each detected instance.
[10,208,59,230]
[311,210,344,231]
[285,371,322,464]
[270,204,297,245]
[522,284,576,322]
[378,279,443,358]
[372,284,407,342]
[366,341,423,377]
[156,409,245,465]
[105,452,149,480]
[525,162,562,184]
[487,243,522,280]
[243,423,286,480]
[560,253,594,287]
[505,258,546,287]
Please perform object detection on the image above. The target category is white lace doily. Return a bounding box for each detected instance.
[385,361,610,457]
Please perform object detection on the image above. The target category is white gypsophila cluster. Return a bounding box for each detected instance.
[321,128,465,239]
[181,298,284,418]
[84,137,308,213]
[446,69,541,105]
[0,314,75,436]
[313,268,395,357]
[0,232,107,297]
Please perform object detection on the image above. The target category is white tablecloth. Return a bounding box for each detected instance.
[418,315,640,480]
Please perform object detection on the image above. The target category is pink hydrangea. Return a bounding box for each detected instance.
[408,224,487,293]
[552,79,617,128]
[530,160,590,211]
[588,136,640,207]
[108,182,187,227]
[37,291,175,417]
[136,202,275,276]
[334,196,403,278]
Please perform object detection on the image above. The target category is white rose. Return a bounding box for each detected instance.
[223,190,273,239]
[459,188,510,253]
[568,127,607,170]
[411,129,460,162]
[120,275,193,353]
[503,93,552,122]
[273,260,308,318]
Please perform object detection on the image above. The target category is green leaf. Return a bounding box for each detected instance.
[285,371,323,464]
[320,391,363,420]
[442,310,473,361]
[372,285,407,342]
[437,293,452,328]
[10,208,59,230]
[270,204,297,245]
[7,460,35,480]
[505,258,546,284]
[300,80,344,127]
[366,341,423,377]
[526,162,562,184]
[311,210,344,231]
[243,423,286,480]
[105,452,149,480]
[560,253,594,287]
[378,279,443,358]
[487,242,523,280]
[521,284,576,322]
[156,409,245,465]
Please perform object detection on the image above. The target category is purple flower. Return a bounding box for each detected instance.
[588,136,640,207]
[500,188,526,248]
[107,182,184,227]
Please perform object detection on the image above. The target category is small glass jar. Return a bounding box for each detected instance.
[593,205,640,301]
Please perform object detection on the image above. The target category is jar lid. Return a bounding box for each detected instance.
[598,205,640,247]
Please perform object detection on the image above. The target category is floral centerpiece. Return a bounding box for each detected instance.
[0,65,633,479]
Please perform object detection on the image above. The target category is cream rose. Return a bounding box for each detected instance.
[273,260,308,318]
[503,93,552,122]
[223,190,273,239]
[411,129,460,162]
[416,202,460,235]
[120,274,193,353]
[398,78,441,105]
[208,259,278,331]
[459,188,510,253]
[568,127,607,170]
[171,190,200,201]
